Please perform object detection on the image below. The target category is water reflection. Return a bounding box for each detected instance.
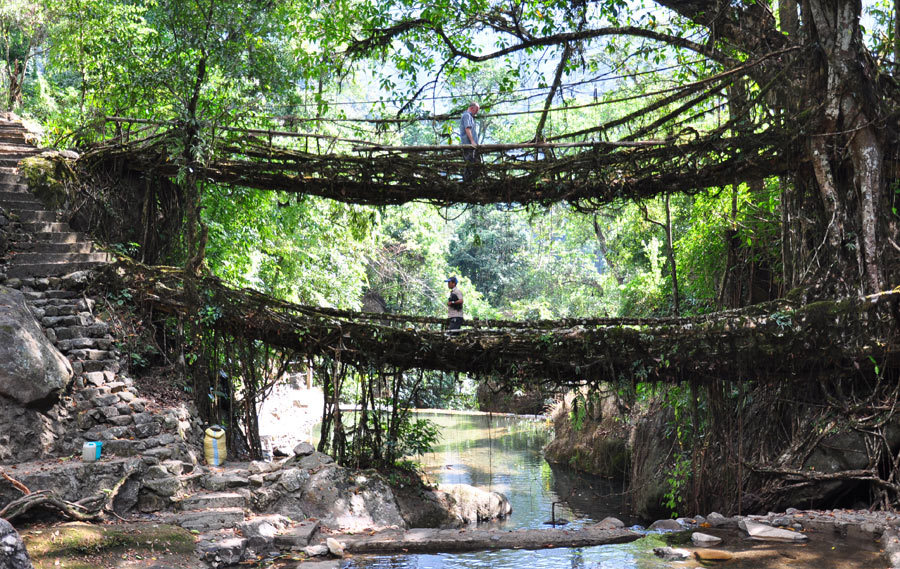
[412,411,635,530]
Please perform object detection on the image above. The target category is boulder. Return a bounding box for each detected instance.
[392,484,458,528]
[437,484,512,524]
[0,518,33,569]
[0,287,72,406]
[293,442,315,457]
[292,465,405,531]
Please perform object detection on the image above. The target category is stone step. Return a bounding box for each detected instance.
[0,194,44,208]
[11,252,110,265]
[22,290,79,300]
[79,359,120,373]
[172,508,246,532]
[181,492,247,511]
[41,314,93,327]
[59,337,114,352]
[67,348,116,361]
[6,261,108,278]
[14,241,95,254]
[15,210,59,222]
[29,296,93,310]
[22,221,70,233]
[31,232,84,244]
[0,146,41,155]
[42,324,109,342]
[0,182,27,192]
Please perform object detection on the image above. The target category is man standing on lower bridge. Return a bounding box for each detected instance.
[445,276,464,333]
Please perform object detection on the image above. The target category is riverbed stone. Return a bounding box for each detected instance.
[326,537,345,557]
[652,547,690,560]
[741,519,808,542]
[691,531,722,546]
[648,518,681,531]
[304,544,329,557]
[593,516,625,530]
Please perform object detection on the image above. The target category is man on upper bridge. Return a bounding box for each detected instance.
[445,276,464,333]
[459,102,480,182]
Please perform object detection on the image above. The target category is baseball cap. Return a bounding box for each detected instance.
[444,276,458,284]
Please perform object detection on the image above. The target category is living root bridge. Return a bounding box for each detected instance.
[82,128,794,209]
[97,260,900,386]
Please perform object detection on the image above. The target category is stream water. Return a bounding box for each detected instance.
[339,411,886,569]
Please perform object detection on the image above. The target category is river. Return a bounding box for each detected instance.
[336,411,885,569]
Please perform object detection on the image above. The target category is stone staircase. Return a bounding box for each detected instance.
[0,119,323,566]
[178,491,248,531]
[0,119,111,279]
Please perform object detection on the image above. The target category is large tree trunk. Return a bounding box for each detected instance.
[658,0,894,295]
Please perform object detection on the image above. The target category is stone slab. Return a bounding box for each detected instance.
[331,526,639,554]
[273,520,321,549]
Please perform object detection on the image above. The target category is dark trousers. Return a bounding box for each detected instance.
[448,317,463,333]
[463,149,480,182]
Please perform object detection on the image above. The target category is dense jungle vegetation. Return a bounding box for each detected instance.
[3,0,900,515]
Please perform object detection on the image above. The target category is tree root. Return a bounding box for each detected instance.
[0,467,137,522]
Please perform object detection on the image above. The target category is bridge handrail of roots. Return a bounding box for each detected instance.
[95,259,900,388]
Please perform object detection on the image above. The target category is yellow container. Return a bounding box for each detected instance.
[204,425,227,466]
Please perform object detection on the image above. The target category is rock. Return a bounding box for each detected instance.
[143,476,181,497]
[293,465,405,531]
[0,287,72,406]
[652,546,690,560]
[278,468,308,493]
[273,520,321,549]
[438,484,512,524]
[240,515,291,548]
[0,397,57,462]
[293,442,315,457]
[304,544,329,557]
[694,548,734,561]
[691,531,722,546]
[705,512,734,527]
[397,487,460,529]
[0,517,34,569]
[296,452,334,470]
[0,458,144,508]
[199,536,247,568]
[741,519,808,542]
[326,537,345,557]
[771,516,792,526]
[648,518,682,531]
[593,516,625,530]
